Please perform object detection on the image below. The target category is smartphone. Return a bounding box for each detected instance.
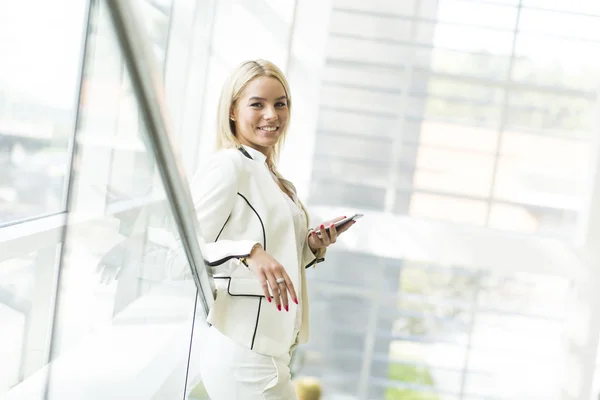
[321,213,363,232]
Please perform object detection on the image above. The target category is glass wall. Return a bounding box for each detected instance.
[0,0,208,398]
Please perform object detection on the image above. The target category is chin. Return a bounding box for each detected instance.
[258,136,281,147]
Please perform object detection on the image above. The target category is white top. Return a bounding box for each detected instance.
[243,145,308,341]
[282,192,307,337]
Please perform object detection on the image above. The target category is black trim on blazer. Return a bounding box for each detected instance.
[305,257,326,269]
[213,276,272,299]
[236,192,266,251]
[238,146,253,160]
[251,298,262,349]
[206,254,250,267]
[215,214,231,241]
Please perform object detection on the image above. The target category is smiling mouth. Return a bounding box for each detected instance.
[257,126,279,132]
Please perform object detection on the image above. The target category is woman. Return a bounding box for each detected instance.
[192,60,356,399]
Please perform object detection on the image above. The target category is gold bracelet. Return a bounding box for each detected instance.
[239,243,262,267]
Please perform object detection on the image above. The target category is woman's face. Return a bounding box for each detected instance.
[231,76,289,156]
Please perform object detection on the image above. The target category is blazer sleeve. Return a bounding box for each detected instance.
[192,151,259,267]
[165,151,258,279]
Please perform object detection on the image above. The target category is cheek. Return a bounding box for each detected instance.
[279,111,289,124]
[241,110,261,126]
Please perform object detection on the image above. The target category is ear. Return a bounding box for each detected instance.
[229,106,236,121]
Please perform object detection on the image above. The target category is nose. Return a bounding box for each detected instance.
[263,105,278,121]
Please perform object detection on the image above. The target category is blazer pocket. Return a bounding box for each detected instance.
[215,262,264,297]
[227,277,265,297]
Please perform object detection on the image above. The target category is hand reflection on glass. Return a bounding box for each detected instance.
[96,234,146,284]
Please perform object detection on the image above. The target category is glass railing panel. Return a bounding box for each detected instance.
[45,1,197,399]
[1,0,205,398]
[0,242,61,399]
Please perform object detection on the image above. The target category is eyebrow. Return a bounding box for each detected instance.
[248,96,288,102]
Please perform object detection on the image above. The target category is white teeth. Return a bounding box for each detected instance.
[260,127,277,131]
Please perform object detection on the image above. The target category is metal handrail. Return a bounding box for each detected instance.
[105,0,214,315]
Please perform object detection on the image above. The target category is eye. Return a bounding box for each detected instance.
[250,103,263,108]
[275,102,287,108]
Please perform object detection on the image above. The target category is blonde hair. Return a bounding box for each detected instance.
[294,377,322,400]
[216,60,315,231]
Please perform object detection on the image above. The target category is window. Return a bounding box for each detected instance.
[0,1,88,224]
[299,254,570,399]
[311,1,600,238]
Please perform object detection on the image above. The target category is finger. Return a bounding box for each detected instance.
[313,228,323,241]
[310,230,324,251]
[259,272,272,303]
[277,277,289,312]
[281,270,297,306]
[318,224,331,246]
[265,271,283,311]
[311,229,323,245]
[328,222,338,243]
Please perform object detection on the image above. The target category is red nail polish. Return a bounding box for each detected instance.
[344,216,347,218]
[267,297,272,303]
[320,224,324,229]
[277,305,281,311]
[285,305,289,312]
[294,298,298,305]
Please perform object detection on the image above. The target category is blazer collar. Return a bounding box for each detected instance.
[239,145,267,164]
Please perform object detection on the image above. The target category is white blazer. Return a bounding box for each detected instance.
[190,145,323,357]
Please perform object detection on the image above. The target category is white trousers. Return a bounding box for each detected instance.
[197,326,299,400]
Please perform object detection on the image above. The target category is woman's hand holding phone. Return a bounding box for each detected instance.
[307,214,361,254]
